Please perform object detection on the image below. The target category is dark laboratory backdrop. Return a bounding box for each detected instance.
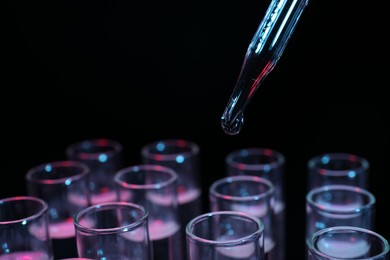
[3,0,389,259]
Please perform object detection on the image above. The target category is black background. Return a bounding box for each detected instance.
[3,0,389,259]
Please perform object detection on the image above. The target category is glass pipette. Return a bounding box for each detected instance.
[221,0,309,135]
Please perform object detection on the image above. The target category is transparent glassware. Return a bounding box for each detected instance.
[25,161,91,259]
[114,164,183,260]
[65,138,124,205]
[186,211,265,260]
[307,152,370,190]
[0,196,53,260]
[225,147,286,260]
[221,0,309,135]
[307,226,390,260]
[305,185,376,245]
[140,138,203,259]
[74,201,152,260]
[209,176,277,259]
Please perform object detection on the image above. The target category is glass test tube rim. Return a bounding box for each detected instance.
[65,138,123,161]
[307,225,390,260]
[73,201,149,235]
[306,184,376,214]
[225,147,285,171]
[307,152,370,177]
[209,175,275,202]
[0,196,49,224]
[141,138,200,161]
[25,160,90,185]
[114,164,178,190]
[186,210,264,246]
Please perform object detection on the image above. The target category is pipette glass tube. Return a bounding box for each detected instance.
[221,0,309,135]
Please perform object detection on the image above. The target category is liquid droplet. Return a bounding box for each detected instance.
[221,112,244,135]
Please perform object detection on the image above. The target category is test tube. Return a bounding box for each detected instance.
[225,147,286,260]
[307,152,369,190]
[307,226,389,260]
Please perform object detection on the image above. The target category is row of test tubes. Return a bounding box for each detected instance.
[1,138,389,259]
